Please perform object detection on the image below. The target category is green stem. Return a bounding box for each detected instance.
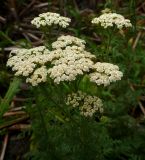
[33,90,61,159]
[39,84,66,123]
[105,30,112,60]
[49,84,78,124]
[130,0,136,33]
[42,27,52,49]
[34,87,49,136]
[36,102,48,136]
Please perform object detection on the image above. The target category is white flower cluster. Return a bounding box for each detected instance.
[7,46,52,86]
[7,46,47,75]
[92,12,132,29]
[48,46,95,84]
[26,66,48,86]
[6,38,95,85]
[7,35,123,86]
[66,91,103,117]
[89,62,123,86]
[52,35,86,49]
[31,12,71,28]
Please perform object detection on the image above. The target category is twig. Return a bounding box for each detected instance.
[13,97,28,102]
[0,16,6,23]
[139,96,145,100]
[132,31,142,50]
[136,2,145,12]
[0,115,29,130]
[8,124,31,130]
[3,111,26,117]
[130,82,145,116]
[26,30,42,34]
[11,8,19,21]
[138,101,145,116]
[9,0,19,21]
[0,134,9,160]
[26,33,40,41]
[34,2,48,9]
[32,40,44,46]
[19,23,36,30]
[0,47,19,52]
[9,106,26,111]
[19,0,36,17]
[22,33,31,42]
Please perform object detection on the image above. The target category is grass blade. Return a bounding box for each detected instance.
[0,77,21,118]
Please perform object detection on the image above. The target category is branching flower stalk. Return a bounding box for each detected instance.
[92,9,132,60]
[42,27,52,48]
[31,12,71,48]
[38,82,68,123]
[105,29,112,59]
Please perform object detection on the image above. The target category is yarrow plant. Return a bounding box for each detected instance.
[6,10,132,159]
[6,11,124,125]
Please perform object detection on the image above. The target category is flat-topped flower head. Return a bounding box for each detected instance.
[52,35,86,50]
[7,35,123,86]
[89,62,123,86]
[7,46,50,75]
[48,47,94,84]
[7,43,95,86]
[66,91,103,117]
[31,12,71,28]
[92,11,132,29]
[7,46,53,86]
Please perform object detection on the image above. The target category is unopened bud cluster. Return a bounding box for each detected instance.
[66,91,103,117]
